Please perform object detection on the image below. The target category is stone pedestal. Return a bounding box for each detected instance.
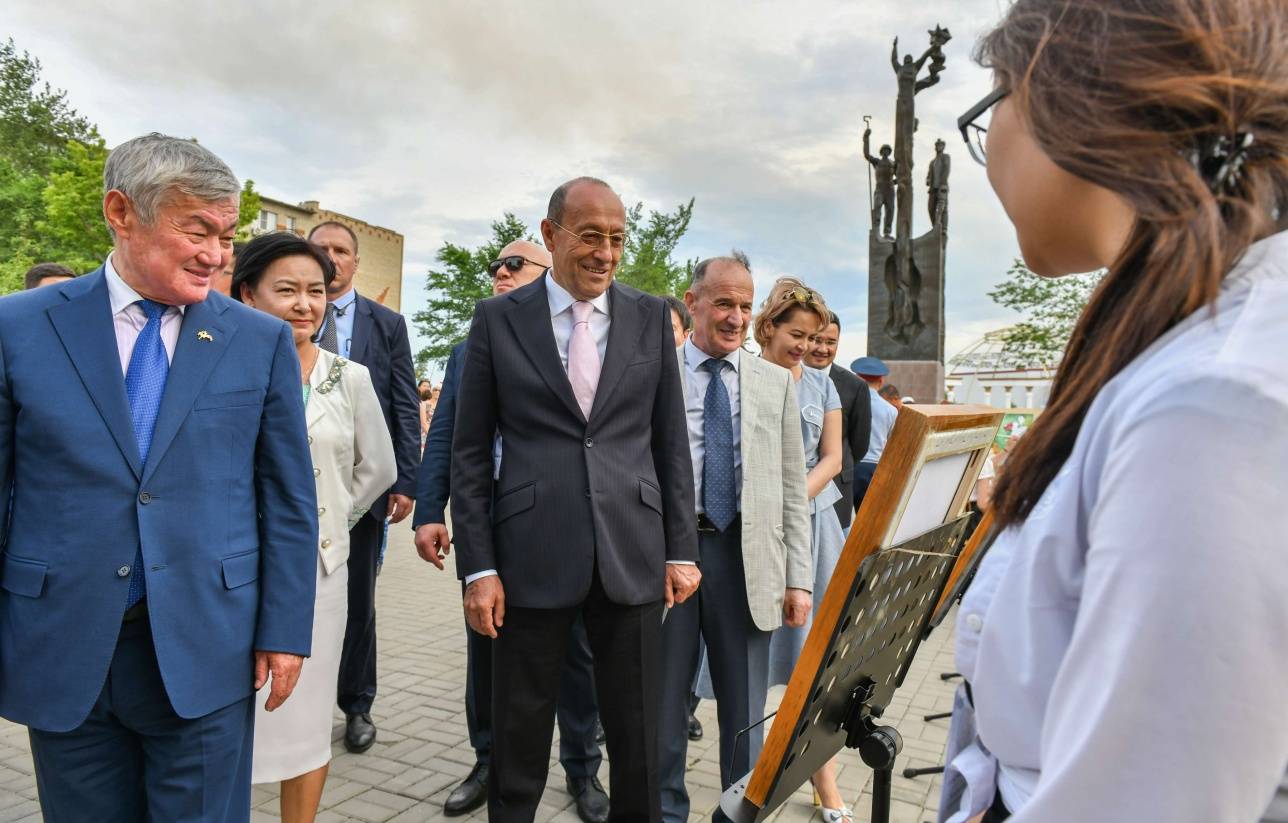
[866,225,946,364]
[885,360,945,403]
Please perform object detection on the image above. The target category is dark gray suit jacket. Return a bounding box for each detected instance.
[829,363,871,529]
[451,274,698,608]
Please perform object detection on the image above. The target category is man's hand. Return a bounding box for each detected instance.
[783,587,811,628]
[386,493,414,524]
[464,576,506,638]
[665,564,702,608]
[254,651,305,711]
[414,523,451,569]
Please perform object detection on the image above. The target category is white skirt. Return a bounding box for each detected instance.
[252,552,347,783]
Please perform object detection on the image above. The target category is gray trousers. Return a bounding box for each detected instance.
[659,523,771,823]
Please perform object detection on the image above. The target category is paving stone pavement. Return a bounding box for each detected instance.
[0,527,959,822]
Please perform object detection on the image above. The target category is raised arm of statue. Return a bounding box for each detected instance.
[863,129,878,166]
[913,43,935,72]
[891,38,900,72]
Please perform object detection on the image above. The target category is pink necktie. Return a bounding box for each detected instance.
[568,300,600,419]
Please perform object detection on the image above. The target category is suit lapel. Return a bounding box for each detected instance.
[142,299,235,482]
[348,295,373,364]
[305,354,329,430]
[588,284,647,425]
[505,275,585,422]
[46,270,143,480]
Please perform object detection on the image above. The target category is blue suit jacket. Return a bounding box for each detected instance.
[412,340,466,528]
[0,270,318,731]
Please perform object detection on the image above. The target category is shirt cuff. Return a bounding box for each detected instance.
[667,560,697,566]
[464,569,498,585]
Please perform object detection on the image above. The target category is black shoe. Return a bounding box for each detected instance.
[344,712,376,753]
[688,713,704,741]
[567,775,610,823]
[594,718,606,745]
[444,762,489,816]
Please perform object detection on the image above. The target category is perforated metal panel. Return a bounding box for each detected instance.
[756,514,972,816]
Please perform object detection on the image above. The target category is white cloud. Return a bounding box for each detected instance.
[3,0,1024,376]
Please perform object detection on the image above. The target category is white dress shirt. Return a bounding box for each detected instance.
[861,386,897,464]
[681,336,742,513]
[104,254,185,373]
[941,230,1288,823]
[317,287,358,357]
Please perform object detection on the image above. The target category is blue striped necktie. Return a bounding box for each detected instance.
[124,299,170,610]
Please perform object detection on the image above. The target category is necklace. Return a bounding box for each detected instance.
[300,344,321,384]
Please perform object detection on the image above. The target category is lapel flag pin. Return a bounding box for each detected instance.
[197,330,214,342]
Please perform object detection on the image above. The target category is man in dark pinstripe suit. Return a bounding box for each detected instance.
[451,177,699,822]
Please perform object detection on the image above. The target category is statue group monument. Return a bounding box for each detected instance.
[864,26,952,402]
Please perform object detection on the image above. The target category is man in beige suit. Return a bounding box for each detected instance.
[658,251,812,823]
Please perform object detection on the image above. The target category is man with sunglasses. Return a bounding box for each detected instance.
[413,239,607,821]
[452,177,699,822]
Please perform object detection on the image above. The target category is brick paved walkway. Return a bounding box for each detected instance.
[0,527,958,822]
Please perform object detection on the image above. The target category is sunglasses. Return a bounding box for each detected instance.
[957,86,1010,167]
[788,286,819,305]
[487,256,546,277]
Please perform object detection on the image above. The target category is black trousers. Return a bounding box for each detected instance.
[464,585,602,777]
[981,791,1011,822]
[853,460,878,513]
[338,513,381,715]
[490,573,663,823]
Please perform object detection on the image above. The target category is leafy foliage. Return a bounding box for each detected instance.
[237,180,262,240]
[37,139,112,273]
[987,259,1104,367]
[411,213,529,374]
[615,198,696,297]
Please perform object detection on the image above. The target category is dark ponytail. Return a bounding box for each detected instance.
[981,0,1288,527]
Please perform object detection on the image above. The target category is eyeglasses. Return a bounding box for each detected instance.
[549,220,627,251]
[487,256,546,278]
[957,86,1009,167]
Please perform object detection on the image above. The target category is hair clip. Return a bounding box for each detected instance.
[1192,130,1255,195]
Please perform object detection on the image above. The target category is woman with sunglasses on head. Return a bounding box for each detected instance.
[232,233,397,823]
[756,278,851,822]
[942,1,1288,821]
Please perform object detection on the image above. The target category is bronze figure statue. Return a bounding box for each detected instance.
[863,128,896,238]
[927,139,951,229]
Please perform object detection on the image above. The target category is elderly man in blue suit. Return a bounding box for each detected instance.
[0,133,318,821]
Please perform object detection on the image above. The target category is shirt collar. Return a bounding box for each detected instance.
[684,336,740,372]
[331,287,358,310]
[545,270,610,319]
[104,253,186,316]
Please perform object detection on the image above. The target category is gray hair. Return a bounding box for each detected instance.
[691,249,752,291]
[103,133,240,233]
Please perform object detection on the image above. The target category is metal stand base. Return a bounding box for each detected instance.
[843,680,903,823]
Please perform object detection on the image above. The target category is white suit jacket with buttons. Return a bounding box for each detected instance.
[306,351,397,575]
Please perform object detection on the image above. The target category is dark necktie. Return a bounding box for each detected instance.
[701,358,736,531]
[124,299,170,610]
[319,302,339,354]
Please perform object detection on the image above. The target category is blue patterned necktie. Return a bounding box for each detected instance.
[124,299,170,609]
[701,358,736,531]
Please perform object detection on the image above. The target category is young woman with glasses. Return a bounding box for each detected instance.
[942,1,1288,821]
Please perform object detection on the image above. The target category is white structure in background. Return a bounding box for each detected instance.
[945,328,1054,408]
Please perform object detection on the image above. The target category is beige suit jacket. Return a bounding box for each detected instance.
[679,348,812,630]
[306,351,398,575]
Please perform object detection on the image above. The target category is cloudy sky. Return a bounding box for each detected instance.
[3,0,1023,375]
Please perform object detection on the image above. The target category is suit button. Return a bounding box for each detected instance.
[321,538,332,549]
[584,437,594,448]
[308,435,314,445]
[138,492,151,504]
[313,467,321,477]
[318,507,327,516]
[117,566,131,578]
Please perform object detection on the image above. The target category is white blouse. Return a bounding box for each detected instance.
[943,230,1288,822]
[305,351,397,576]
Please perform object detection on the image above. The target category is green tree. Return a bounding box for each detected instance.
[37,138,111,273]
[411,213,528,374]
[237,179,262,240]
[615,198,696,296]
[988,259,1103,367]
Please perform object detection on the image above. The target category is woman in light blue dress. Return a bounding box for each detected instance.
[757,278,849,823]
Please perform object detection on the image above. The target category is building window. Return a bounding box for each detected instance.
[286,216,296,232]
[258,210,277,231]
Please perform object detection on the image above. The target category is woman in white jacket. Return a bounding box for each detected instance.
[233,232,397,822]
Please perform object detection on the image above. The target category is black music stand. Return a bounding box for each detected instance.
[718,513,974,823]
